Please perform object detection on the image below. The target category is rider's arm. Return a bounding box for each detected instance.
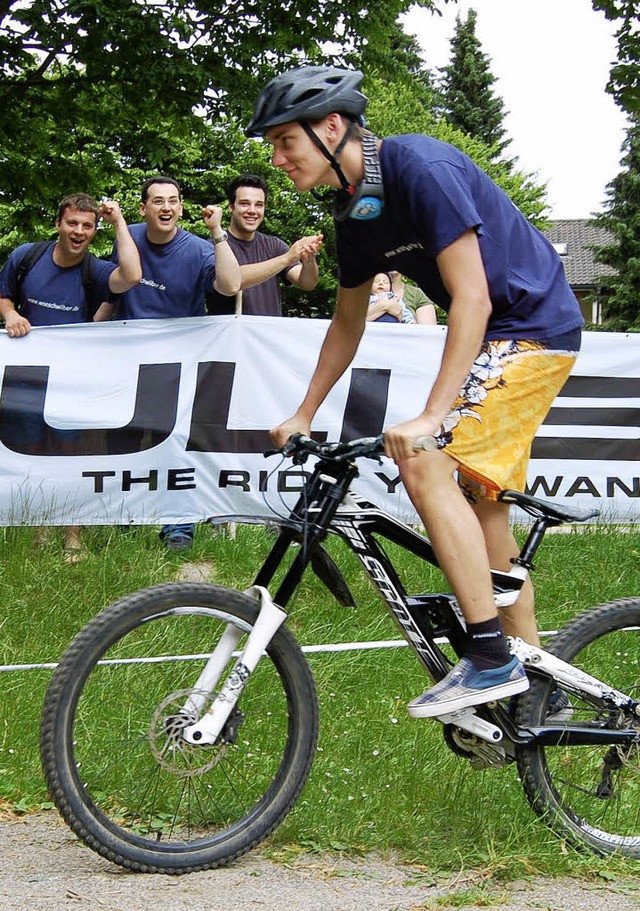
[270,281,370,446]
[425,228,492,421]
[383,229,492,462]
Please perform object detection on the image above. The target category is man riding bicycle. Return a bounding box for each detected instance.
[246,66,584,718]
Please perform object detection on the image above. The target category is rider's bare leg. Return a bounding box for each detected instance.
[472,499,540,647]
[400,449,498,624]
[400,450,529,717]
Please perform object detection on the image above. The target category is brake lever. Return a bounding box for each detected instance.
[264,432,304,460]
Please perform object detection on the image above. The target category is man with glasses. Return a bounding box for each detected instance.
[109,176,241,550]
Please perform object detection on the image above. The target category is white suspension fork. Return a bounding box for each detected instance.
[181,622,245,718]
[182,586,287,745]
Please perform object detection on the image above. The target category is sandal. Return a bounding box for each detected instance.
[63,546,87,565]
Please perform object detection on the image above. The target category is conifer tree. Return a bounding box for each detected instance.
[589,2,640,329]
[440,8,510,159]
[592,118,640,330]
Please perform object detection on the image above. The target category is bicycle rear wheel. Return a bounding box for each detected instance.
[516,598,640,857]
[40,582,319,873]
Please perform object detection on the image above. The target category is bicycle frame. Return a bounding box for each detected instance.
[184,449,639,751]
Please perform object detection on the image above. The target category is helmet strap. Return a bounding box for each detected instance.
[301,122,384,222]
[299,119,355,193]
[333,131,384,222]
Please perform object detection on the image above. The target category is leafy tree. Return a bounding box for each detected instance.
[592,118,640,330]
[439,8,511,160]
[363,70,547,224]
[360,19,436,99]
[0,0,442,245]
[591,0,640,115]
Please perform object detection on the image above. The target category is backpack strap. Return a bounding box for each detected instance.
[81,252,99,319]
[15,241,54,310]
[15,242,99,319]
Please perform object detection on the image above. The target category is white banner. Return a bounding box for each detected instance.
[0,316,638,526]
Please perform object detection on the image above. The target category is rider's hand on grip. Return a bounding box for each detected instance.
[412,435,440,452]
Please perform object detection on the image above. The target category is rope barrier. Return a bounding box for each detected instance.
[0,631,570,673]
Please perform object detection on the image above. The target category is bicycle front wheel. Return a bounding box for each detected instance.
[40,582,319,873]
[516,598,640,857]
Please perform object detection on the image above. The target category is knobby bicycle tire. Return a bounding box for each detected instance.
[40,582,319,873]
[516,597,640,857]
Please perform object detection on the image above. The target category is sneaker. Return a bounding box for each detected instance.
[160,524,194,551]
[408,656,529,719]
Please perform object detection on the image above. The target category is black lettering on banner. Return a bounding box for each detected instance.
[168,468,196,491]
[526,475,640,499]
[186,362,389,453]
[374,472,403,494]
[187,362,273,453]
[2,360,637,468]
[339,367,390,441]
[0,364,180,456]
[81,469,196,493]
[219,471,251,492]
[278,470,310,493]
[82,471,117,494]
[123,470,159,492]
[607,477,640,497]
[532,374,640,462]
[565,476,602,497]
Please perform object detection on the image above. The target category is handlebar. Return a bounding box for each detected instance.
[267,432,442,464]
[274,433,384,464]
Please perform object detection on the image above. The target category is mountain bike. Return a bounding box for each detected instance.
[40,434,640,873]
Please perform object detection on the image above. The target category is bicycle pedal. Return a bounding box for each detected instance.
[437,707,503,744]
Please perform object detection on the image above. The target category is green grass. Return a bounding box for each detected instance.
[0,521,638,882]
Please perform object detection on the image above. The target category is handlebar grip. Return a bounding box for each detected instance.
[413,435,439,452]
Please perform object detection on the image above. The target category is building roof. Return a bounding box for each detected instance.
[542,219,617,288]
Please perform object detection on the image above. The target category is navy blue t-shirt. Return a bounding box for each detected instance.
[336,135,583,340]
[114,224,216,319]
[0,243,115,326]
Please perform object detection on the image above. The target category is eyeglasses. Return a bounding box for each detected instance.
[148,196,181,207]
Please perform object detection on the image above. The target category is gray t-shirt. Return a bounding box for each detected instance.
[207,231,294,316]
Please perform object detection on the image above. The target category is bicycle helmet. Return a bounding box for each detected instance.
[246,66,368,137]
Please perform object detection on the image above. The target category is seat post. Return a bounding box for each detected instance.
[513,516,561,571]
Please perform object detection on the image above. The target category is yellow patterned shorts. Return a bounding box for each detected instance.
[437,337,579,501]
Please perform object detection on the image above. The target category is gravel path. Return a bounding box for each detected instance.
[0,813,638,911]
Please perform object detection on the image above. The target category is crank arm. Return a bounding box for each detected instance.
[182,586,287,745]
[437,707,503,744]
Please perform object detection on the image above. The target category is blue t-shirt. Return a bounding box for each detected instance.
[336,135,583,341]
[0,242,116,326]
[114,224,216,319]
